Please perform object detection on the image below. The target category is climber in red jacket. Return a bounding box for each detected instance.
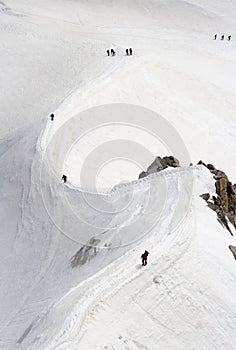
[141,250,149,266]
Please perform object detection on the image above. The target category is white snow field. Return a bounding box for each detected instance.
[1,1,236,350]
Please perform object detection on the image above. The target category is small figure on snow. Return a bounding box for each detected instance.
[50,113,54,121]
[106,49,110,56]
[129,48,133,55]
[62,174,67,183]
[125,48,129,56]
[228,35,232,41]
[214,34,217,40]
[141,250,149,266]
[221,35,225,40]
[111,48,116,56]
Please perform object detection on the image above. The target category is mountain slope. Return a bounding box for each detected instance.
[0,1,236,350]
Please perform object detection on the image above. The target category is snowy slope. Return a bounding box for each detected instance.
[0,1,236,350]
[78,172,236,350]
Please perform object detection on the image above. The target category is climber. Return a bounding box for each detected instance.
[141,250,149,266]
[214,34,217,40]
[125,48,129,55]
[106,49,110,56]
[62,174,67,183]
[129,47,133,55]
[50,113,54,121]
[221,35,225,40]
[111,48,116,56]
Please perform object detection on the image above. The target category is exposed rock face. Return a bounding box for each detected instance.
[215,174,228,212]
[199,161,236,235]
[139,157,236,236]
[139,156,180,179]
[229,245,236,260]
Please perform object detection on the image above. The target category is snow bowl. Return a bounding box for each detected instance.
[39,103,193,245]
[41,104,191,190]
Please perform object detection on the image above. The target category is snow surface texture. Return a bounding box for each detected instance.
[0,1,236,350]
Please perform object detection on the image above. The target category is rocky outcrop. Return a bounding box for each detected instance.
[200,193,210,201]
[139,157,236,236]
[139,156,180,179]
[199,161,236,235]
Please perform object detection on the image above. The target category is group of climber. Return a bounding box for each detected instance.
[48,113,150,268]
[106,47,133,56]
[214,34,232,41]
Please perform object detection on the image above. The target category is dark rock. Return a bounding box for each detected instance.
[198,160,207,166]
[215,177,228,212]
[207,201,218,211]
[146,156,168,174]
[200,193,210,201]
[227,182,235,195]
[162,156,180,167]
[216,208,232,234]
[207,164,216,171]
[139,171,147,179]
[210,169,218,175]
[229,245,236,260]
[229,194,236,211]
[200,161,236,235]
[213,196,222,207]
[214,170,227,180]
[139,155,180,179]
[227,211,236,228]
